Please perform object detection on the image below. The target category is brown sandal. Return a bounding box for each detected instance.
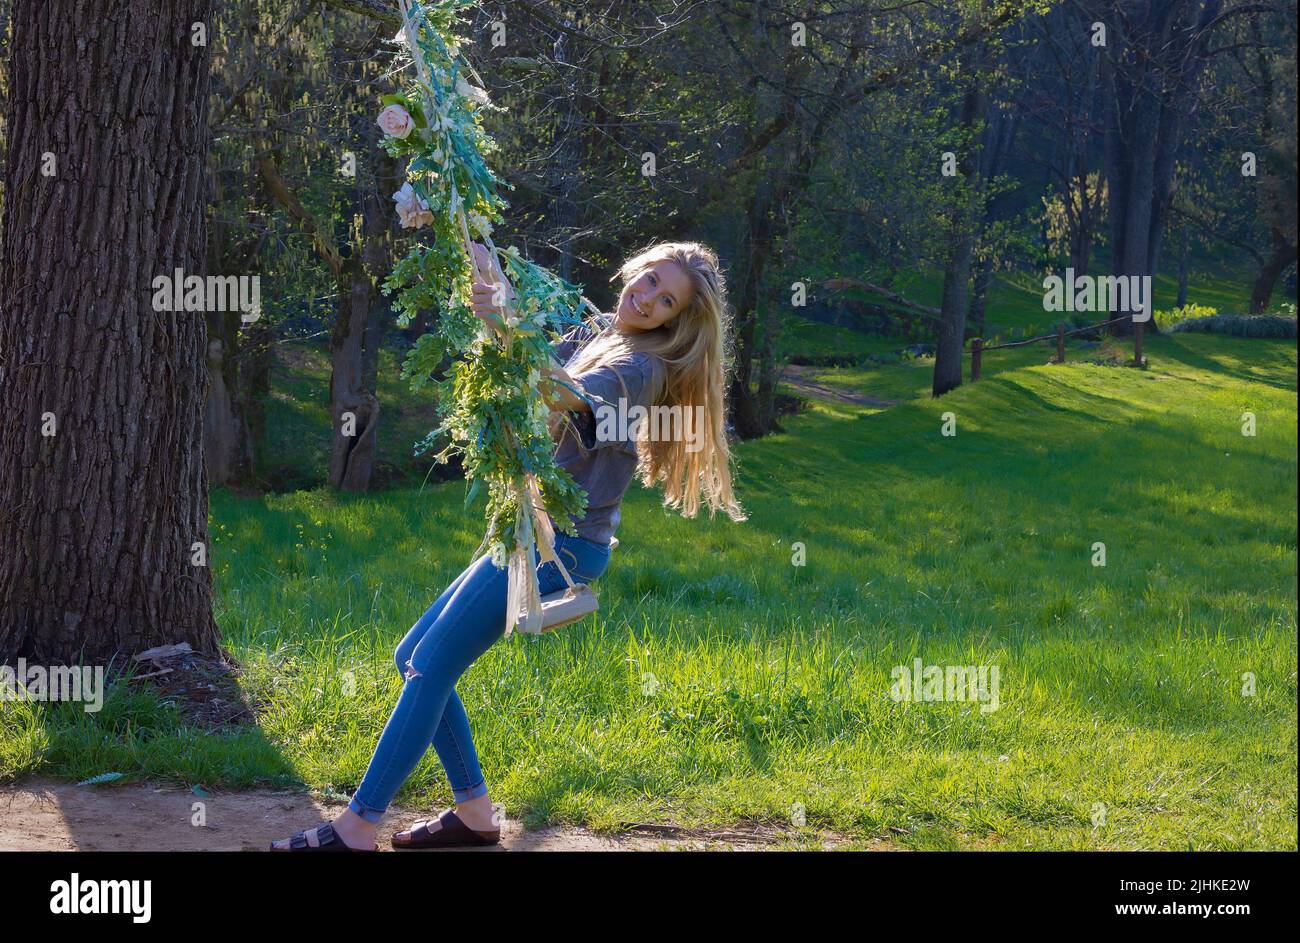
[391,809,501,849]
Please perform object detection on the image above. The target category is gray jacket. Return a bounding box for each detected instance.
[550,315,666,546]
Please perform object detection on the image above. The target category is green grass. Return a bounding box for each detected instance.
[833,268,1265,344]
[779,315,906,360]
[2,325,1294,850]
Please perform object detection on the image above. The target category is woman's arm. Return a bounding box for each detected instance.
[550,354,659,454]
[540,366,590,413]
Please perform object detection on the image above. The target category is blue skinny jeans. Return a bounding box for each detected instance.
[348,530,612,823]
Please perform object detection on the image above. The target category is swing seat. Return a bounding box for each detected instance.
[534,583,600,633]
[519,538,615,633]
[512,582,598,636]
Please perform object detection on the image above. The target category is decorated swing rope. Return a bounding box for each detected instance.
[384,0,610,636]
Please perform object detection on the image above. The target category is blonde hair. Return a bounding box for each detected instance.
[561,241,747,525]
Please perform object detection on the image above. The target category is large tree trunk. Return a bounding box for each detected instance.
[0,0,219,663]
[329,256,382,491]
[933,48,988,398]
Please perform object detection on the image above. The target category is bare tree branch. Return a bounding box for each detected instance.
[318,0,403,29]
[255,149,345,279]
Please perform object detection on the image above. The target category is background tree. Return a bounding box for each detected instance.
[1094,0,1225,335]
[933,40,992,397]
[1021,1,1107,278]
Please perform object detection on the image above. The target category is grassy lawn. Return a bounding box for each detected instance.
[2,322,1294,850]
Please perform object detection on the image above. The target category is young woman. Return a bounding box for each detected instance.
[271,240,746,851]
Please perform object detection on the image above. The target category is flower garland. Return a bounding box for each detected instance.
[379,0,602,635]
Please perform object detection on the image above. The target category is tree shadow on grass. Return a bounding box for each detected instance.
[1155,335,1297,393]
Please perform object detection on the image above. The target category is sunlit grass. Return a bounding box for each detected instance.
[881,267,1261,341]
[3,326,1294,850]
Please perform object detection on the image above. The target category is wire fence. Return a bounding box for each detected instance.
[970,314,1147,381]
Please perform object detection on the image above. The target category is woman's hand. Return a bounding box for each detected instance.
[468,242,515,339]
[540,365,589,413]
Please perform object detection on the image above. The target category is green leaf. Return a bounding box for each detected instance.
[77,772,126,786]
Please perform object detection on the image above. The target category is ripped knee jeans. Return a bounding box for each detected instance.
[347,531,612,823]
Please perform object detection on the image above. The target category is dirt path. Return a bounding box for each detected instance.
[1,777,858,851]
[780,364,896,408]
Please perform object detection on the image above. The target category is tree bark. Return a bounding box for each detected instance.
[203,312,254,486]
[1249,228,1296,313]
[969,105,1015,337]
[726,175,775,440]
[1101,0,1221,336]
[203,156,256,487]
[969,257,995,339]
[328,139,397,491]
[933,46,988,398]
[1245,12,1297,313]
[726,5,867,437]
[0,0,219,663]
[1177,225,1189,309]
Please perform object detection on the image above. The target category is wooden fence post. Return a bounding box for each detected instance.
[1055,323,1066,363]
[971,337,983,381]
[1133,318,1145,366]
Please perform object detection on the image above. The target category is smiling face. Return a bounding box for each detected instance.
[614,261,694,332]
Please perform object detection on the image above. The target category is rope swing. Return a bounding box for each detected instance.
[383,0,602,635]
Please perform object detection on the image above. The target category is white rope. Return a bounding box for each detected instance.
[396,0,593,637]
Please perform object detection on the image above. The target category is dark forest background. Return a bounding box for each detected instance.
[0,0,1295,662]
[3,0,1293,497]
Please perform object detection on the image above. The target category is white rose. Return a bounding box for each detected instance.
[392,182,434,230]
[377,103,414,139]
[455,77,492,107]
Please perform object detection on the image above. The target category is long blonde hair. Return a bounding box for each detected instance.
[561,241,747,525]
